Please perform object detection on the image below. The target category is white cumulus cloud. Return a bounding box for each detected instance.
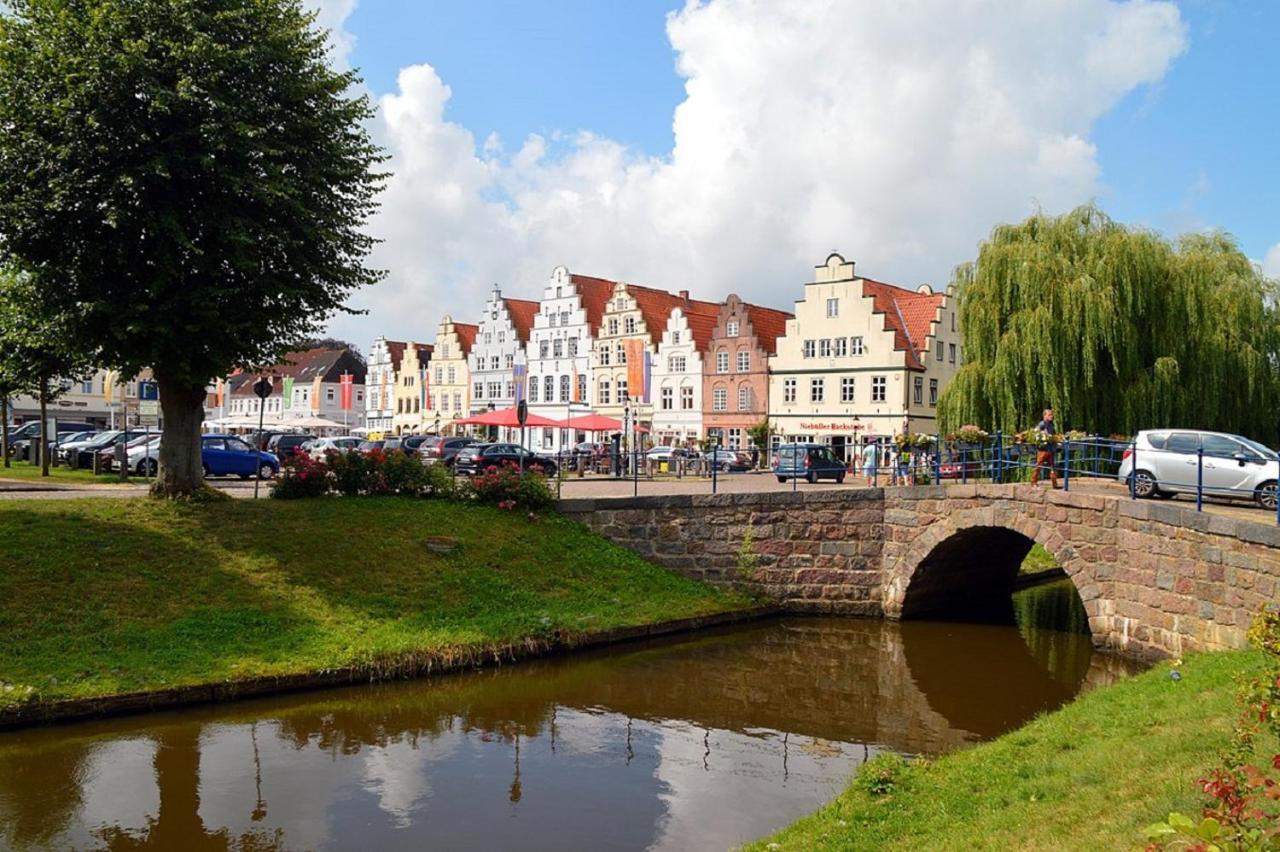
[316,0,1188,347]
[1263,243,1280,280]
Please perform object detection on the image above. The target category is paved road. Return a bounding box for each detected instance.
[2,469,1276,526]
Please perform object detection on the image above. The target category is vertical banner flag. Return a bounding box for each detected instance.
[102,370,117,403]
[571,365,581,403]
[625,340,645,402]
[310,376,322,413]
[512,363,527,404]
[215,378,224,407]
[420,366,430,411]
[340,373,353,410]
[282,377,294,409]
[642,350,652,404]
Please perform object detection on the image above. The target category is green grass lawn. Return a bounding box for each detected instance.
[750,649,1272,851]
[0,459,134,485]
[1020,542,1060,574]
[0,497,752,710]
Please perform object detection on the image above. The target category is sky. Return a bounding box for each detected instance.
[307,0,1280,349]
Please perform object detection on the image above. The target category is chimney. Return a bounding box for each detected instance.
[679,289,689,301]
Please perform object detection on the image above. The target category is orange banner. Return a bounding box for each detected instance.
[625,339,645,401]
[311,376,322,412]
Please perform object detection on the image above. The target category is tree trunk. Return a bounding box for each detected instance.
[38,381,49,476]
[1,394,9,468]
[151,374,208,498]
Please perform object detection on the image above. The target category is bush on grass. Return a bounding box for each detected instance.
[270,453,331,499]
[464,461,555,511]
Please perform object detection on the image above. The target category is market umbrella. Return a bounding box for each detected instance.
[455,406,566,428]
[562,413,649,433]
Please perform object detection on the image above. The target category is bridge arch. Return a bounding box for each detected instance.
[882,507,1101,633]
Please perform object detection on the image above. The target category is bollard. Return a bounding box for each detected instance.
[933,435,941,485]
[1063,438,1070,491]
[1196,447,1203,512]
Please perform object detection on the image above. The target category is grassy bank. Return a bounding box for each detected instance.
[751,649,1269,851]
[0,460,132,485]
[0,497,752,712]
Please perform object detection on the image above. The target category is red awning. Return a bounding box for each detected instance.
[455,406,566,428]
[563,413,649,433]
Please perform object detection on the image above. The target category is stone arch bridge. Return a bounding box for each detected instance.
[559,484,1280,660]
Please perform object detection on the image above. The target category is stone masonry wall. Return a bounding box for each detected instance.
[559,484,1280,660]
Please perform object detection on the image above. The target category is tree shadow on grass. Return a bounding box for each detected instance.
[0,504,324,705]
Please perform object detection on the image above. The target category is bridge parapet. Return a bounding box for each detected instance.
[559,484,1280,660]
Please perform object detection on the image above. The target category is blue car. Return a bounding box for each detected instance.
[772,443,847,484]
[202,433,280,479]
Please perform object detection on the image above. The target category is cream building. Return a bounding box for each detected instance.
[650,304,718,446]
[526,266,615,452]
[391,341,434,435]
[423,316,478,436]
[767,253,960,461]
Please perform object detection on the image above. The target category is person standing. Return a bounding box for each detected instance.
[862,439,879,485]
[1030,408,1060,488]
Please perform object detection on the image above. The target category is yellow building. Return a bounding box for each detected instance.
[768,253,961,460]
[422,315,478,436]
[390,342,433,435]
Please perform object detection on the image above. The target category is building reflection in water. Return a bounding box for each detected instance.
[0,587,1143,851]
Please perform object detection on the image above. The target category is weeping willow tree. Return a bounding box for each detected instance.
[938,205,1280,443]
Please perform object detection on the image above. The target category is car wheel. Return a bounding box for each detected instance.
[805,471,816,484]
[777,476,787,483]
[202,463,212,478]
[259,463,276,480]
[836,472,846,484]
[137,458,157,477]
[1256,481,1277,511]
[1131,469,1158,498]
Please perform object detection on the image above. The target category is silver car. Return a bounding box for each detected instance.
[1117,429,1279,508]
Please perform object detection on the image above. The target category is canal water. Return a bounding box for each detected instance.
[0,581,1141,851]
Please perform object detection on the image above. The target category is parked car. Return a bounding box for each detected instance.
[645,445,691,460]
[7,420,97,442]
[773,443,847,483]
[357,437,404,455]
[1117,429,1279,509]
[266,433,311,460]
[454,443,558,477]
[419,436,479,467]
[306,436,363,461]
[62,429,159,468]
[705,447,751,472]
[12,429,93,462]
[98,433,162,472]
[399,435,432,455]
[201,434,279,479]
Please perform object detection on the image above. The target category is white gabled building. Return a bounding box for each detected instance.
[466,287,539,441]
[365,337,431,435]
[525,265,616,452]
[650,304,719,447]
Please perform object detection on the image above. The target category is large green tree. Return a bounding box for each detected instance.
[0,0,384,496]
[0,269,94,474]
[938,205,1280,443]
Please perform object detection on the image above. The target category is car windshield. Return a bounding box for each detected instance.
[1236,436,1278,460]
[85,432,121,448]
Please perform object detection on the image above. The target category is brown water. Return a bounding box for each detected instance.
[0,581,1140,851]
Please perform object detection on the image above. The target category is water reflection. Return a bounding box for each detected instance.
[0,587,1142,851]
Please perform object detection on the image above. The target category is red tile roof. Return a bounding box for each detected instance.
[452,322,479,356]
[860,279,945,370]
[682,301,722,353]
[385,340,408,372]
[569,273,617,336]
[503,297,539,345]
[233,347,365,396]
[742,303,794,355]
[624,284,721,348]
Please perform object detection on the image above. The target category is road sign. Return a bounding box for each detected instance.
[253,376,273,399]
[517,399,528,426]
[138,400,159,417]
[139,381,159,401]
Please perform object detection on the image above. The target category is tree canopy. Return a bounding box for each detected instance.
[937,205,1280,443]
[0,0,384,494]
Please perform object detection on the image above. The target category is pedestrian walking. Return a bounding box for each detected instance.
[894,445,911,486]
[1030,408,1060,488]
